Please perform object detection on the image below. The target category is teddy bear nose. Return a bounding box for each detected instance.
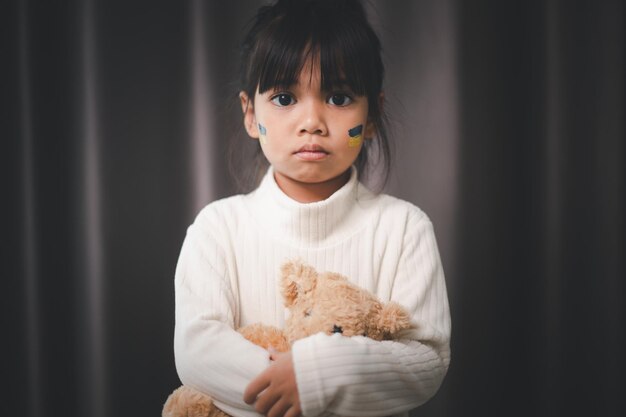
[332,325,343,334]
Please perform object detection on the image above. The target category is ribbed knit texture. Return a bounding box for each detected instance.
[174,167,451,417]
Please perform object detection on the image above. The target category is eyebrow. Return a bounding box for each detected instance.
[326,80,352,90]
[286,79,354,90]
[265,77,356,95]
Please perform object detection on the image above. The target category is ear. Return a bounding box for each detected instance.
[280,261,318,307]
[240,91,260,138]
[371,301,412,339]
[364,120,376,139]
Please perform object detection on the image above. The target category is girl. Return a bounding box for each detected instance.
[173,1,451,417]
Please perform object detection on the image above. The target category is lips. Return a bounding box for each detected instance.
[295,144,328,153]
[294,144,329,161]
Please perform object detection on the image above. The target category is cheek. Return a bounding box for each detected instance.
[256,115,293,145]
[257,123,268,144]
[347,124,364,148]
[331,110,368,149]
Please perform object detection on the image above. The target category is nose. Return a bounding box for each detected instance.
[298,99,328,136]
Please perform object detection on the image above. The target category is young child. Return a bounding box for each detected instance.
[173,1,451,417]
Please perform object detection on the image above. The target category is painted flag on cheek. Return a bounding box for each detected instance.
[258,123,268,144]
[348,125,363,148]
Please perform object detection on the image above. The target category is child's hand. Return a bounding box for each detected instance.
[243,351,302,417]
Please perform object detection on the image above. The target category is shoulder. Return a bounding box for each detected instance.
[361,187,431,230]
[380,193,428,221]
[195,194,246,221]
[358,190,439,256]
[188,194,248,238]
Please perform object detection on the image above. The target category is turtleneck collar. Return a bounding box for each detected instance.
[244,166,376,247]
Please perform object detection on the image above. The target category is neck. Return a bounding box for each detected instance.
[273,170,351,203]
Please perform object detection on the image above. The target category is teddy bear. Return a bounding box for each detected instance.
[162,260,413,417]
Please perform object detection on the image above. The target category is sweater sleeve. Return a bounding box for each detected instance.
[291,213,451,417]
[174,213,270,417]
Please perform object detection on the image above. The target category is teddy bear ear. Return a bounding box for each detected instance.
[280,261,318,306]
[371,301,412,339]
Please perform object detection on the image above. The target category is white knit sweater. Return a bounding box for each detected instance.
[174,167,451,417]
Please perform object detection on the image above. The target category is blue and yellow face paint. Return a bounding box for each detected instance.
[258,123,267,145]
[348,124,363,148]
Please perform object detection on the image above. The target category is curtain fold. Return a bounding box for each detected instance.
[452,1,624,416]
[3,1,623,416]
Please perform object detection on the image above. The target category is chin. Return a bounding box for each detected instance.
[286,169,332,184]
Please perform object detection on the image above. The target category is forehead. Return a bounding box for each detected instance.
[284,57,348,90]
[262,57,354,97]
[256,42,363,95]
[244,1,383,98]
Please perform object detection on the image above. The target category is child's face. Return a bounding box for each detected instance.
[240,59,375,201]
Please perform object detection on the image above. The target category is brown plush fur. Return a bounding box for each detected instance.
[163,261,412,417]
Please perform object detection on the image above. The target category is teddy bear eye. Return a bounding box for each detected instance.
[304,309,312,317]
[332,325,343,334]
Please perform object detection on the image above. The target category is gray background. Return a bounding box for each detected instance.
[2,0,624,416]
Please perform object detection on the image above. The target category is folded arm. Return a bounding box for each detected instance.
[292,214,451,417]
[174,222,269,417]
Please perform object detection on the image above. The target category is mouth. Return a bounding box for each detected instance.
[293,144,329,161]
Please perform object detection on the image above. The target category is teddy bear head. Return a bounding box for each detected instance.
[280,261,412,343]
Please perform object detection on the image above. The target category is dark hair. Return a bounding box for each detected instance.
[231,0,391,190]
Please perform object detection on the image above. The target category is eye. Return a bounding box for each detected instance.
[332,325,343,334]
[327,93,352,106]
[270,93,295,107]
[304,309,312,317]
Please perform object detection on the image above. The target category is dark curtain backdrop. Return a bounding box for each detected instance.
[2,0,624,416]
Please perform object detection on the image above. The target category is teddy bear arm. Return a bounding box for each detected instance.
[163,385,230,417]
[238,323,291,352]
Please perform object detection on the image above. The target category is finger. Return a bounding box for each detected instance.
[243,372,271,404]
[283,404,302,417]
[267,398,291,417]
[254,387,281,415]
